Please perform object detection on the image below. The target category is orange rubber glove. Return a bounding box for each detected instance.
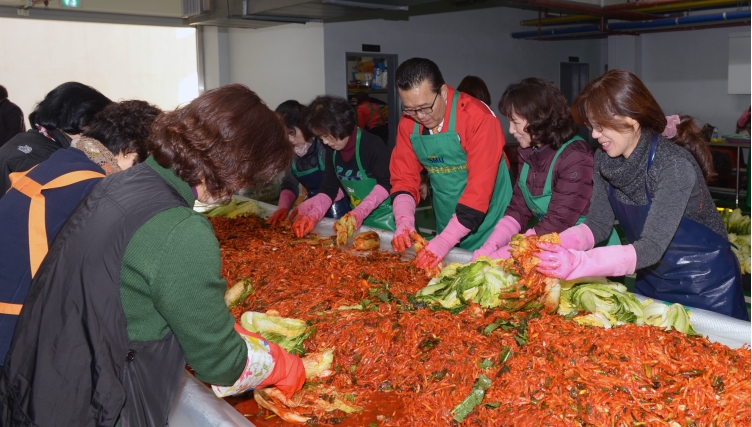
[289,193,331,238]
[268,189,297,226]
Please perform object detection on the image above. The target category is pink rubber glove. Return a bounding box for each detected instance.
[290,193,332,238]
[479,228,533,261]
[391,194,416,253]
[483,244,512,260]
[557,224,595,251]
[268,189,297,225]
[349,184,389,228]
[534,242,637,280]
[333,187,346,202]
[471,216,521,261]
[415,214,470,269]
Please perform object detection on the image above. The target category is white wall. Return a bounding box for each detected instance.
[635,25,751,136]
[211,23,326,110]
[323,7,604,115]
[0,17,197,128]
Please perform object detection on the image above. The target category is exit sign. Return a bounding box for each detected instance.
[61,0,80,7]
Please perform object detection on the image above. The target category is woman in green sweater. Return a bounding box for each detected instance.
[0,84,305,426]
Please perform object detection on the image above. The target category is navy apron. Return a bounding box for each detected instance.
[292,145,350,219]
[608,136,748,320]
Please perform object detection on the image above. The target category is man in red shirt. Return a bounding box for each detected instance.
[389,58,513,269]
[355,93,388,143]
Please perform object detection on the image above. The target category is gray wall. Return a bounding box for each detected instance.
[323,6,750,136]
[640,26,751,136]
[323,6,605,128]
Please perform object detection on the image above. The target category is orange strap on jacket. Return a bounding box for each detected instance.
[9,167,105,280]
[0,303,23,315]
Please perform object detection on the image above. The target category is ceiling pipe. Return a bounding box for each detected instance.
[520,0,748,26]
[518,20,748,39]
[511,9,750,39]
[605,0,698,10]
[505,0,664,20]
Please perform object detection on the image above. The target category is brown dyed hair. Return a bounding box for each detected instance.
[572,69,714,180]
[147,84,292,199]
[499,77,577,150]
[457,75,491,106]
[673,115,717,181]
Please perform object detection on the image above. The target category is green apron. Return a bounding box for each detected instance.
[334,128,395,231]
[518,136,621,247]
[364,103,383,127]
[291,147,324,179]
[409,91,513,250]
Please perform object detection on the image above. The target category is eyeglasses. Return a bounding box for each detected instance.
[402,92,440,117]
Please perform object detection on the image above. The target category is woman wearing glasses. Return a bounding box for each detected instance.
[534,69,747,320]
[389,57,513,270]
[290,95,395,239]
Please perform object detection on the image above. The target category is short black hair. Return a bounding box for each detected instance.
[31,82,112,134]
[302,95,356,140]
[0,85,7,99]
[395,58,445,93]
[275,100,306,131]
[276,99,314,140]
[499,77,577,150]
[84,100,161,164]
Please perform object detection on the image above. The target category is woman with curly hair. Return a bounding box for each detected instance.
[473,77,619,260]
[0,84,305,425]
[0,99,160,369]
[534,69,747,320]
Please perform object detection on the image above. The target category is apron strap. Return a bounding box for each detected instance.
[11,168,105,278]
[0,302,23,315]
[293,146,325,177]
[645,134,659,203]
[354,128,365,173]
[332,129,365,176]
[542,136,582,194]
[447,90,460,133]
[366,103,382,126]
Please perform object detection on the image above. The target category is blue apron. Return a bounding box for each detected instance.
[292,144,350,219]
[608,136,748,320]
